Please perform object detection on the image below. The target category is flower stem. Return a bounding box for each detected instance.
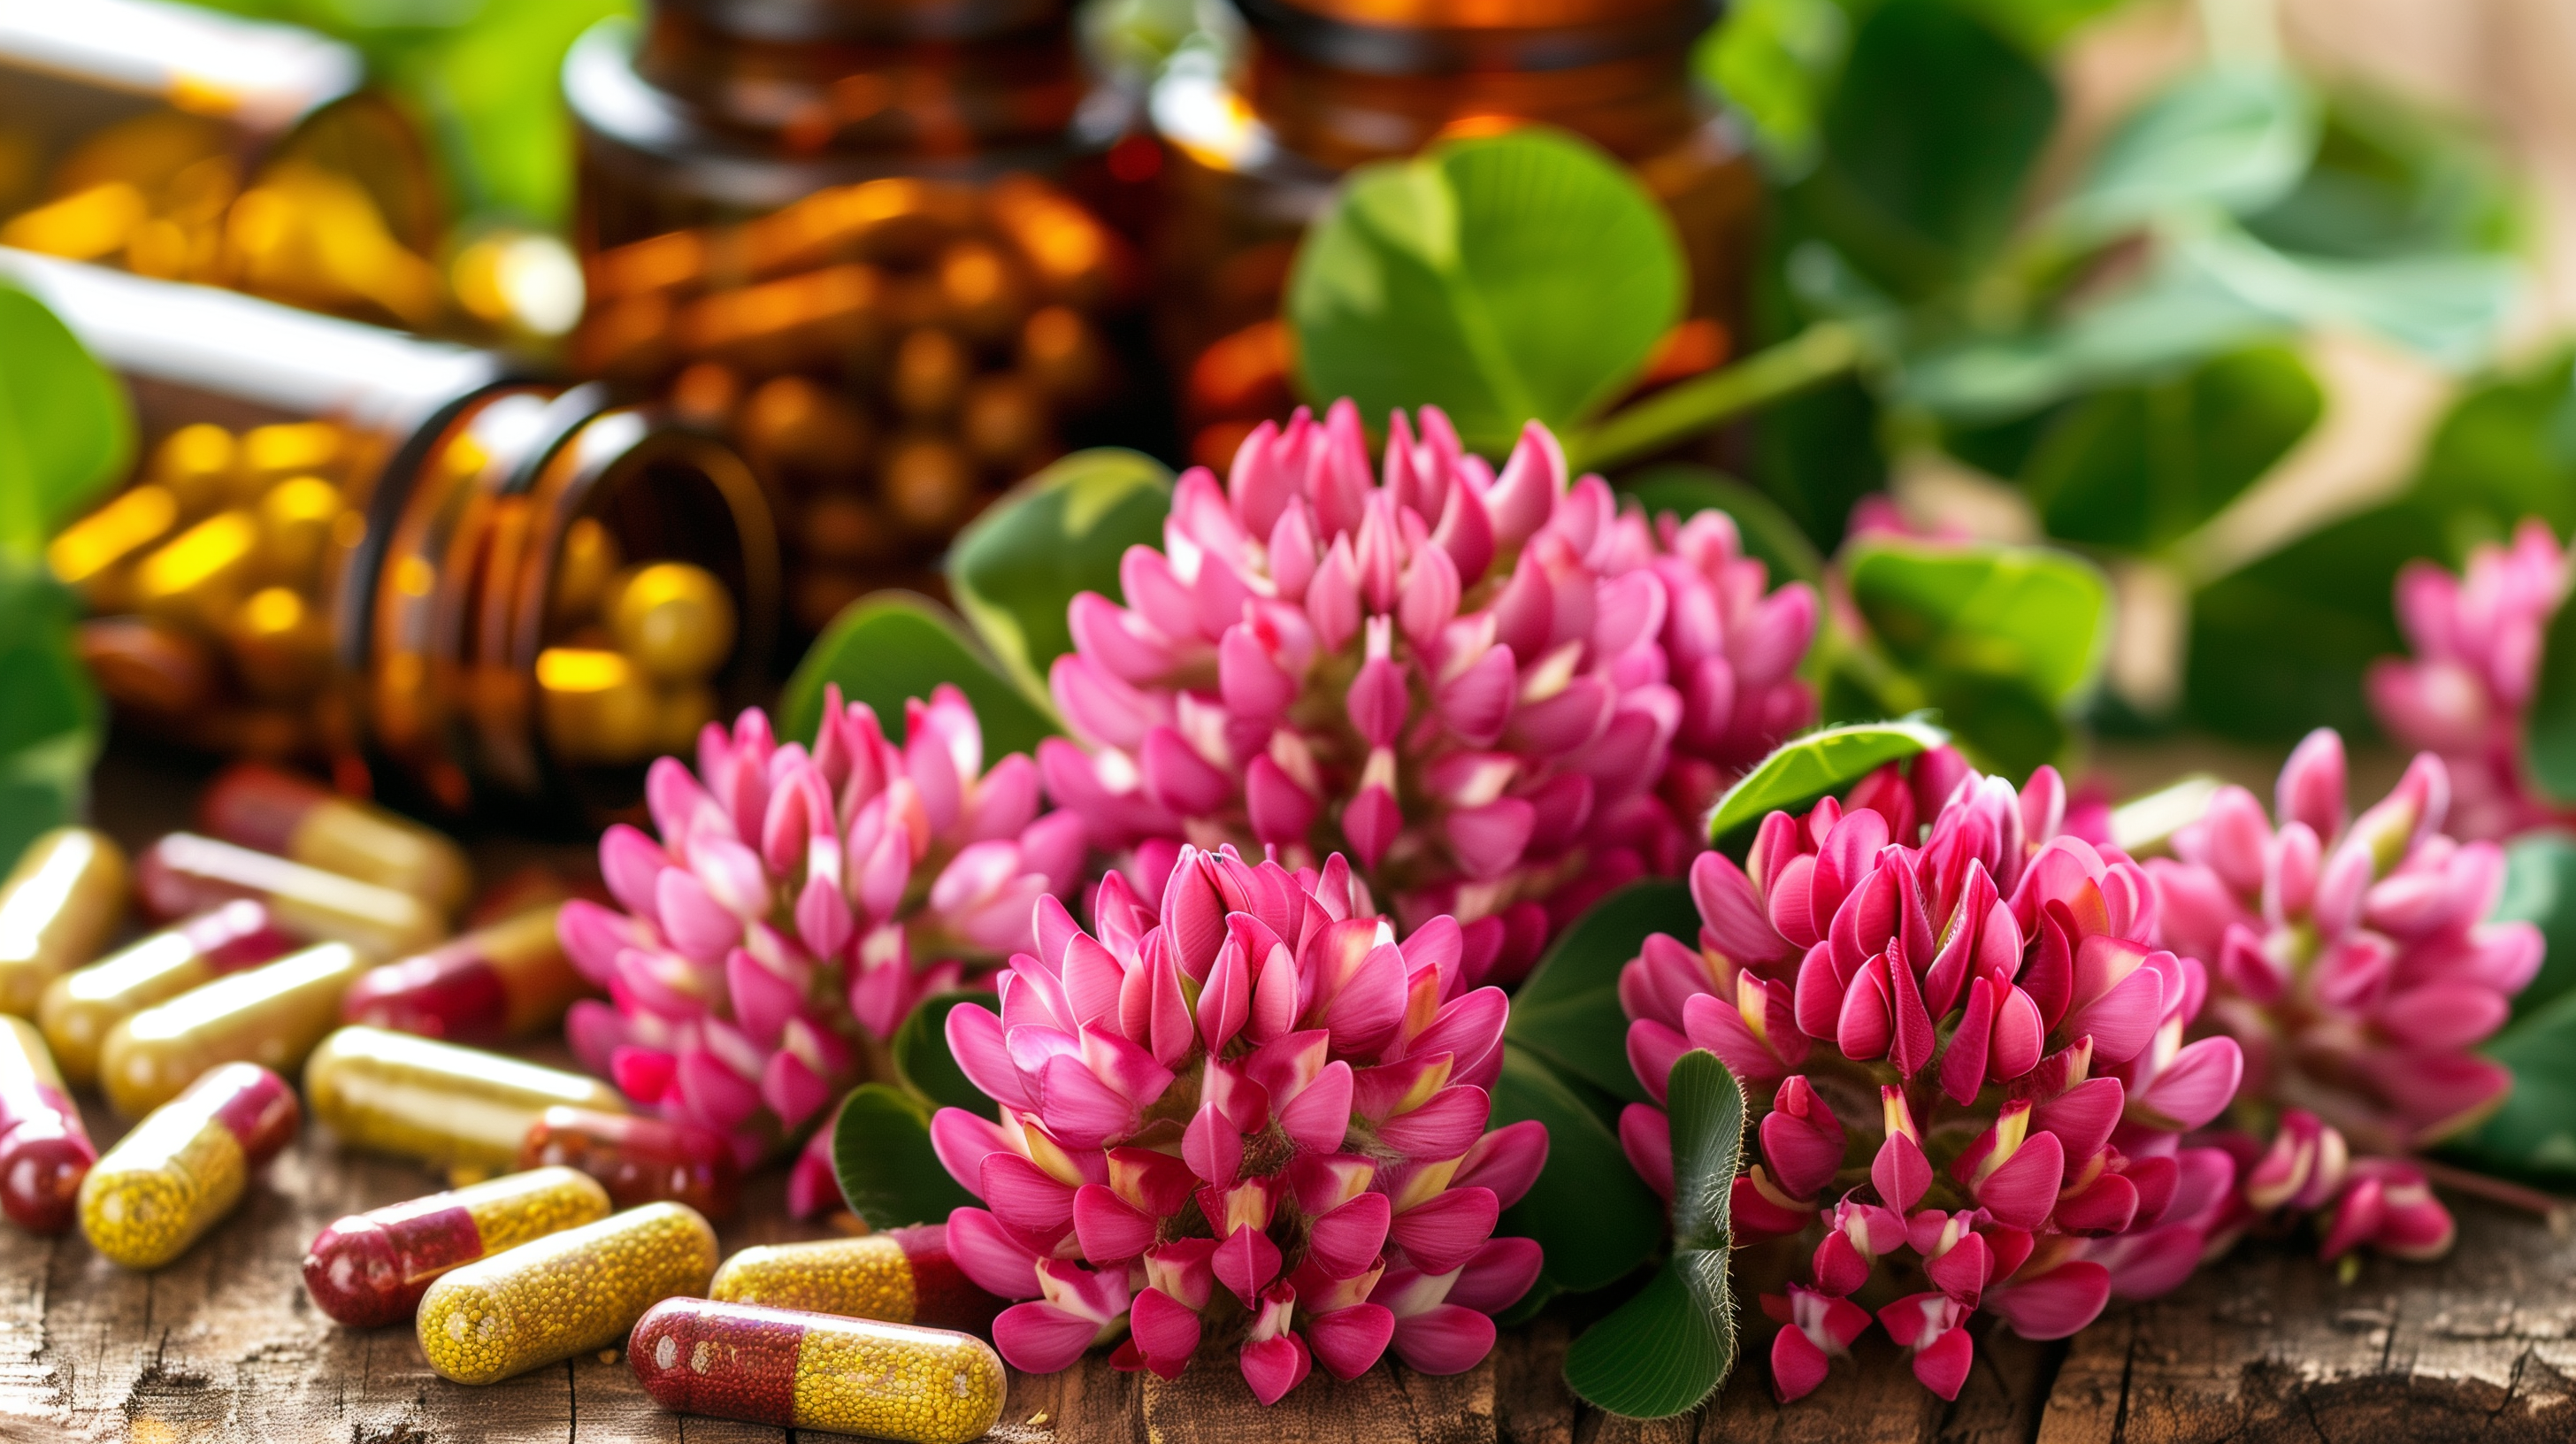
[1568,321,1865,474]
[2410,1156,2574,1228]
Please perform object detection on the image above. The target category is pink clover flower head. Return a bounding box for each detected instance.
[558,689,1084,1183]
[1618,754,2244,1402]
[1039,399,1815,988]
[2145,728,2542,1156]
[2366,520,2570,841]
[2205,1109,2458,1264]
[934,842,1546,1402]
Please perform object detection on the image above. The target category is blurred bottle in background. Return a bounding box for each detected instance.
[1150,0,1760,467]
[564,0,1163,639]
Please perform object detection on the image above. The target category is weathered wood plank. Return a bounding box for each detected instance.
[2039,1201,2576,1444]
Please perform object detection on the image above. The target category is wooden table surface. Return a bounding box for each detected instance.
[15,743,2571,1442]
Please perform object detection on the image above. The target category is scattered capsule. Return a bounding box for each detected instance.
[150,424,239,518]
[518,1107,739,1218]
[200,764,473,918]
[78,1062,299,1270]
[417,1202,717,1384]
[134,833,445,962]
[304,1025,627,1178]
[256,475,343,588]
[629,1299,1006,1443]
[341,905,587,1044]
[609,562,735,683]
[133,508,262,630]
[303,1165,613,1327]
[77,616,220,719]
[709,1227,1002,1333]
[100,941,366,1118]
[48,483,180,606]
[40,899,296,1087]
[0,1017,95,1233]
[0,827,131,1018]
[223,586,333,701]
[234,422,346,501]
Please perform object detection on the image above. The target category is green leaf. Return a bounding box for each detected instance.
[2529,603,2576,806]
[2496,833,2576,1019]
[1613,465,1828,588]
[2012,345,2322,553]
[948,448,1173,709]
[2051,66,2320,242]
[1698,0,1848,172]
[1562,1051,1742,1419]
[1749,373,1887,551]
[2182,502,2419,741]
[1705,716,1950,845]
[1506,881,1700,1105]
[2169,220,2518,373]
[1490,1044,1667,1297]
[1287,127,1684,454]
[0,285,133,557]
[1801,0,2057,294]
[2243,88,2518,264]
[779,593,1060,760]
[0,569,99,868]
[832,1082,978,1230]
[2442,988,2576,1186]
[890,992,1002,1114]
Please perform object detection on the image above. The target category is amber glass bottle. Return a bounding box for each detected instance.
[565,0,1144,635]
[1152,0,1759,466]
[17,250,778,826]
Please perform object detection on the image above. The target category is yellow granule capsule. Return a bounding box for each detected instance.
[100,941,365,1118]
[0,827,131,1018]
[303,1025,626,1177]
[416,1202,717,1384]
[79,1063,298,1270]
[632,1298,1006,1443]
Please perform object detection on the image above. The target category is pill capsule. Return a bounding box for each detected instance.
[78,1062,299,1270]
[101,941,366,1118]
[304,1025,627,1177]
[0,1017,95,1233]
[49,483,180,606]
[135,833,445,962]
[134,508,262,629]
[417,1201,717,1384]
[150,424,239,518]
[341,906,588,1044]
[709,1228,1003,1333]
[303,1165,613,1327]
[629,1299,1006,1443]
[200,764,472,918]
[609,563,736,683]
[40,899,296,1087]
[0,828,131,1018]
[518,1107,739,1218]
[535,647,657,764]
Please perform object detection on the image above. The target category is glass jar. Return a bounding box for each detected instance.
[1150,0,1760,466]
[564,0,1152,636]
[15,249,779,826]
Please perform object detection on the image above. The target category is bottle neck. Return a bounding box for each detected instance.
[632,1,1083,156]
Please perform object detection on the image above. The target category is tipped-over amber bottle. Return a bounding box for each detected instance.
[1151,0,1759,465]
[565,0,1145,635]
[17,249,778,826]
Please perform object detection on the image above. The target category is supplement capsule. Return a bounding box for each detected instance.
[135,833,445,962]
[709,1228,1002,1333]
[100,942,367,1118]
[40,899,295,1087]
[518,1107,739,1218]
[0,1017,95,1233]
[201,764,472,918]
[609,562,736,682]
[0,827,131,1018]
[629,1298,1006,1443]
[304,1025,627,1177]
[78,1062,299,1270]
[341,906,588,1044]
[303,1165,612,1327]
[417,1202,717,1384]
[535,647,657,764]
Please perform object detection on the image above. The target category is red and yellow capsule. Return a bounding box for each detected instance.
[0,827,129,1017]
[0,1016,94,1233]
[302,1165,613,1327]
[78,1063,299,1269]
[135,833,444,962]
[341,906,590,1044]
[201,763,473,917]
[630,1299,1006,1443]
[518,1107,740,1218]
[39,899,295,1087]
[709,1228,1003,1333]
